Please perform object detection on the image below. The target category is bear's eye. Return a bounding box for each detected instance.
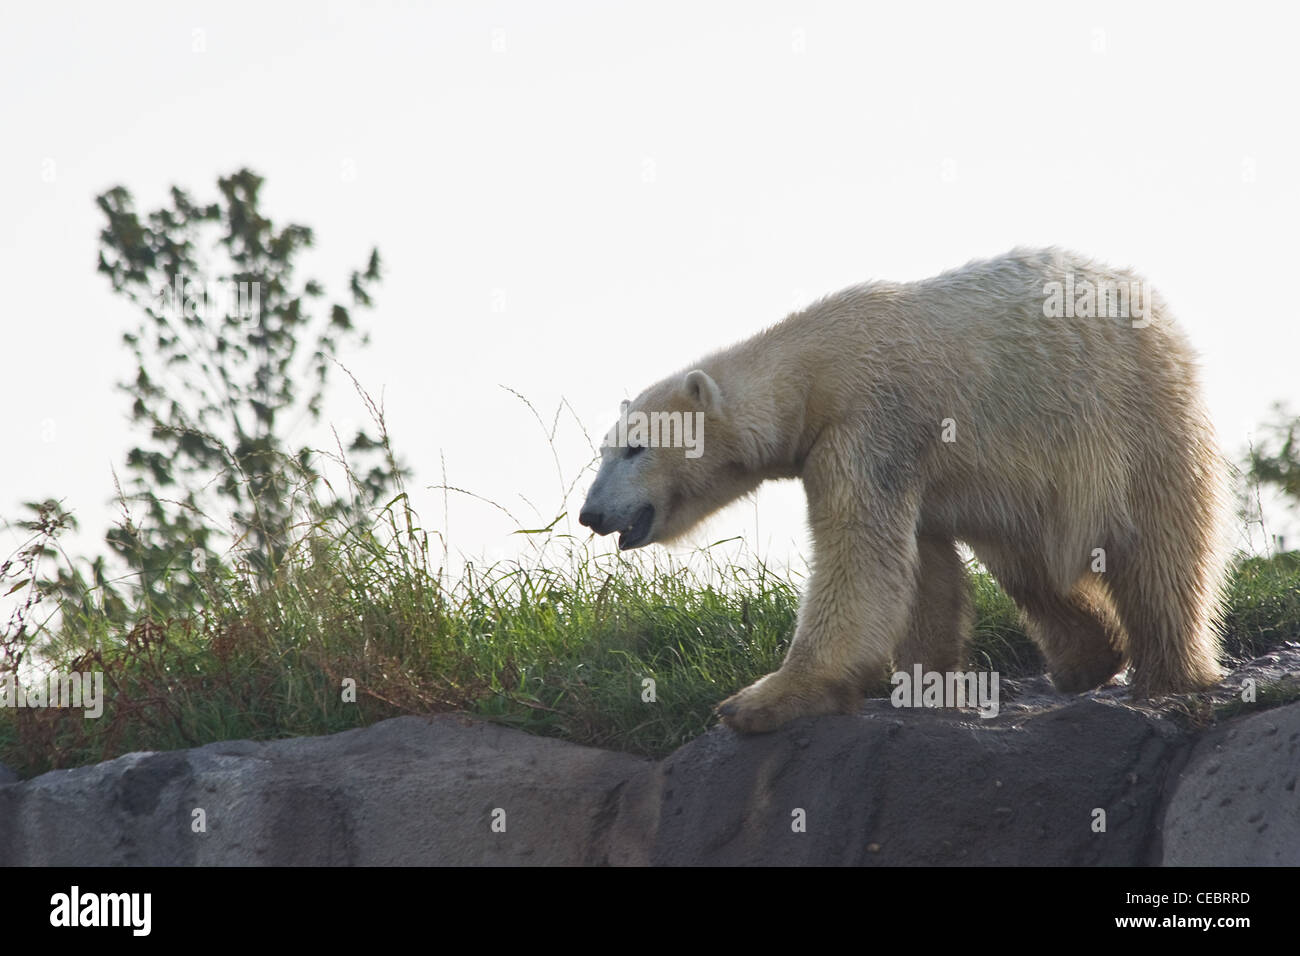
[625,444,646,460]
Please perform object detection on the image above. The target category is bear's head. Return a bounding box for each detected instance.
[579,368,760,550]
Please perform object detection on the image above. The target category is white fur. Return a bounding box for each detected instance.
[582,248,1232,732]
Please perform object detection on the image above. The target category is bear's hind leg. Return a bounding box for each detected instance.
[1029,581,1129,693]
[892,536,973,675]
[1102,510,1225,696]
[976,545,1127,693]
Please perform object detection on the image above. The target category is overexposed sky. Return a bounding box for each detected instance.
[2,0,1298,580]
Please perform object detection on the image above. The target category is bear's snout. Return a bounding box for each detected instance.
[579,503,655,549]
[579,508,610,534]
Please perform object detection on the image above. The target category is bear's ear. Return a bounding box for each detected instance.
[682,369,722,412]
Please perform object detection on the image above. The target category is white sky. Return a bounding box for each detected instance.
[2,0,1299,587]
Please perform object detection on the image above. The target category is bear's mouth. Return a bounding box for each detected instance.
[617,504,655,551]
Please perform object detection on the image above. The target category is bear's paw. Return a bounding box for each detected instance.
[716,671,859,734]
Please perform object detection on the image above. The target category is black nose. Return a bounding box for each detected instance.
[579,509,605,533]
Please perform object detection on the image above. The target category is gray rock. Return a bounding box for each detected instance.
[3,650,1297,866]
[612,696,1186,865]
[1162,702,1300,866]
[0,715,652,866]
[0,763,17,785]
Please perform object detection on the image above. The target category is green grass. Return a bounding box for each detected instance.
[3,495,1299,779]
[1211,680,1300,721]
[1218,550,1300,661]
[0,498,804,775]
[967,569,1043,678]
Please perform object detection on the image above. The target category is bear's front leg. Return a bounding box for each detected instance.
[717,433,922,733]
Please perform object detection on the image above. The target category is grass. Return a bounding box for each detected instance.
[1211,680,1300,721]
[1218,550,1300,660]
[1,493,808,775]
[3,489,1299,780]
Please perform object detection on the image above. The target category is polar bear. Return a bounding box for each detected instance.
[579,248,1231,733]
